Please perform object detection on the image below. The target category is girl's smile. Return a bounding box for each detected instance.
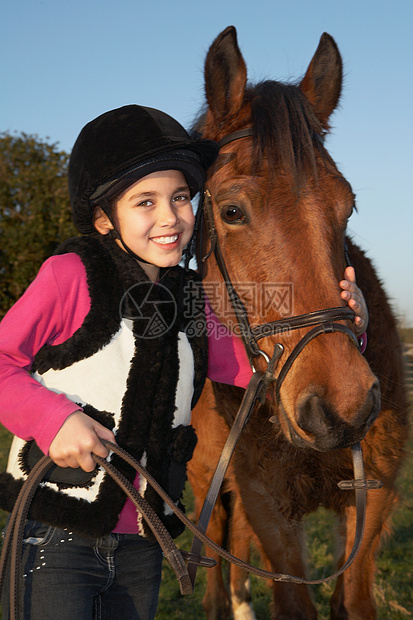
[150,233,180,246]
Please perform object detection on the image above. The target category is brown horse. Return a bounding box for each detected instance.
[187,27,409,619]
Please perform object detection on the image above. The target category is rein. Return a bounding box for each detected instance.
[0,441,218,618]
[0,438,381,619]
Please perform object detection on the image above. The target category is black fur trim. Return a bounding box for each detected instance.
[169,425,198,463]
[0,472,127,539]
[20,441,99,488]
[32,236,123,373]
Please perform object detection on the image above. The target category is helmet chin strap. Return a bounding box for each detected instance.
[108,229,152,264]
[97,195,152,265]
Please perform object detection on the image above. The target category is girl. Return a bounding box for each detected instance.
[0,104,367,619]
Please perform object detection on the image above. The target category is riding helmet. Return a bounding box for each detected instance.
[69,105,219,234]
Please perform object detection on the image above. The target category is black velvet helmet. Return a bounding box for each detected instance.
[69,105,219,234]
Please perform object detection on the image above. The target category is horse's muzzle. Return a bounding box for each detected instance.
[290,379,381,452]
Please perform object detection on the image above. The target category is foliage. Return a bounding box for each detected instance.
[400,328,413,344]
[0,427,12,530]
[0,132,78,319]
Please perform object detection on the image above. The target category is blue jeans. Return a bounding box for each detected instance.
[2,519,163,620]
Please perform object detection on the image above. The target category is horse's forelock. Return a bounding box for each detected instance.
[248,80,325,187]
[193,80,329,190]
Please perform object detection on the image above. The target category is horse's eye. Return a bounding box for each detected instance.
[221,205,246,224]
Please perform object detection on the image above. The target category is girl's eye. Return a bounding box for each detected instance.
[137,199,154,207]
[173,194,190,203]
[221,205,246,224]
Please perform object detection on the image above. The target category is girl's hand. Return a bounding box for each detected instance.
[340,266,368,335]
[49,411,116,472]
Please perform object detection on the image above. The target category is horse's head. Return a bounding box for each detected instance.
[197,26,380,452]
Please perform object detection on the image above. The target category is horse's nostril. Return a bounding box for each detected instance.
[364,380,381,428]
[297,395,332,436]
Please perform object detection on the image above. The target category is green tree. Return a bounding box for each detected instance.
[0,132,78,318]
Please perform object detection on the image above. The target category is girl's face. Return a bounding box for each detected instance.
[96,170,195,280]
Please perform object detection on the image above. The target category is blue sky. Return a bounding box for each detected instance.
[2,0,412,324]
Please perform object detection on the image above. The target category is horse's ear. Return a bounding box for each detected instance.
[204,26,247,123]
[299,33,343,129]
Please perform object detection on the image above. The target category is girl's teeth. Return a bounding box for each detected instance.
[154,235,178,244]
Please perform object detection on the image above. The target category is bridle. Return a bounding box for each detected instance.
[200,128,360,402]
[186,128,381,587]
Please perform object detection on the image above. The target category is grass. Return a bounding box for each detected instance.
[0,407,411,619]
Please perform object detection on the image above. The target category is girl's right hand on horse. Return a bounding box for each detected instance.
[339,266,368,335]
[49,411,116,472]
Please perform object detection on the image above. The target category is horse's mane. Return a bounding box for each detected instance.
[193,79,331,189]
